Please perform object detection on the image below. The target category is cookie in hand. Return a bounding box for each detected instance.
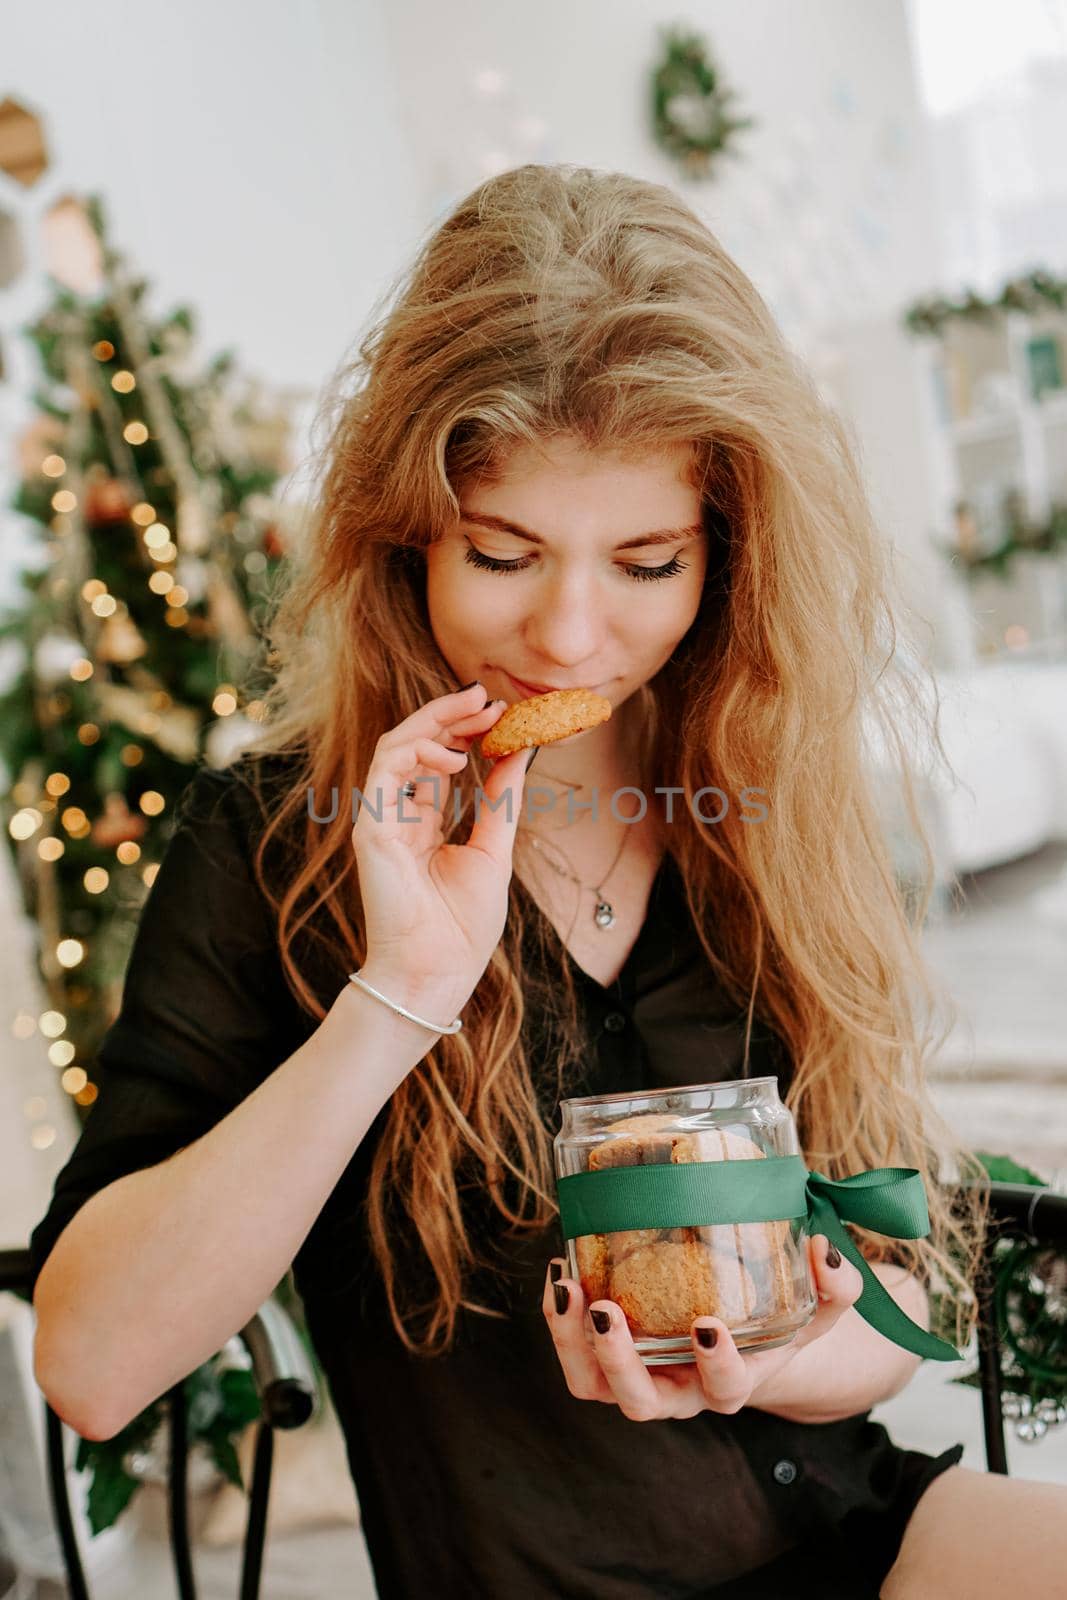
[479,688,612,758]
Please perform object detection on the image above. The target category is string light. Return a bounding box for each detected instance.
[164,606,188,627]
[42,455,66,478]
[168,584,189,607]
[69,658,93,682]
[90,593,117,617]
[84,866,109,893]
[56,938,84,968]
[45,772,71,796]
[39,1011,66,1037]
[148,570,173,594]
[120,743,144,766]
[91,340,115,360]
[111,370,136,393]
[212,687,238,716]
[74,1084,98,1107]
[38,837,64,861]
[138,790,165,816]
[61,1066,88,1095]
[60,806,89,835]
[142,862,159,887]
[131,502,156,526]
[150,540,179,564]
[30,1125,57,1149]
[117,841,141,865]
[12,1012,37,1039]
[77,723,101,746]
[143,523,170,548]
[51,490,77,514]
[123,421,149,445]
[9,809,42,840]
[48,1040,75,1067]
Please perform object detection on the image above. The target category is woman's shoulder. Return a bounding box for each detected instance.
[173,747,307,845]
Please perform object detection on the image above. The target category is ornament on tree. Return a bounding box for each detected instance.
[205,711,258,770]
[33,630,87,687]
[177,491,210,554]
[96,610,148,665]
[91,792,148,850]
[83,470,133,524]
[95,683,200,762]
[17,412,66,478]
[263,524,285,561]
[206,570,255,648]
[173,556,209,606]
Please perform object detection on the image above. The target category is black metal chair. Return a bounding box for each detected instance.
[0,1249,319,1600]
[962,1179,1067,1475]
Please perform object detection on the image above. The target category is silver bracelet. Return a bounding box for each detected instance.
[346,971,464,1035]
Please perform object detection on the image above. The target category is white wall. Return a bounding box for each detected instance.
[1,0,424,391]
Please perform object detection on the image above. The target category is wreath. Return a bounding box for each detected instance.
[650,26,755,180]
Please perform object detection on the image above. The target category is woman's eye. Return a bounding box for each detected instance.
[462,545,689,582]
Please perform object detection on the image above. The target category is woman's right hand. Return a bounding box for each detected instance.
[350,681,534,1019]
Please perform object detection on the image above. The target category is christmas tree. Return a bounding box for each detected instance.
[1,192,297,1121]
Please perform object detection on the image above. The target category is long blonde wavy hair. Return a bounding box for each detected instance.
[236,163,989,1356]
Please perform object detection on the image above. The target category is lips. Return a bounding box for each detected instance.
[505,671,584,696]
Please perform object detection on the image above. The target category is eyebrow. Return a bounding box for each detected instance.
[458,508,704,552]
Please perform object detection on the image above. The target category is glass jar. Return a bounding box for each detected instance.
[554,1077,817,1364]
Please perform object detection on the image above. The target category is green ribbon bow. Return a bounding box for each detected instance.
[555,1153,961,1361]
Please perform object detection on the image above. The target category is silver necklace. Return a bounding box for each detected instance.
[521,824,632,929]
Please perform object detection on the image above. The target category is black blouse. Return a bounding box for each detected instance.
[29,759,964,1599]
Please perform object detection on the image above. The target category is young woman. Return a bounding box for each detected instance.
[30,165,1066,1597]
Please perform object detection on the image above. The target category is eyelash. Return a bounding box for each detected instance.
[462,546,691,583]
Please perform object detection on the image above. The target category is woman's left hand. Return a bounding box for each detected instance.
[543,1233,864,1421]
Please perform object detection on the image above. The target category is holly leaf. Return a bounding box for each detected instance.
[974,1150,1048,1187]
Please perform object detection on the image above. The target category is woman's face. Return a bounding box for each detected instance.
[424,435,709,727]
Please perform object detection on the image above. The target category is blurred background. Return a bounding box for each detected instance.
[0,2,1065,1595]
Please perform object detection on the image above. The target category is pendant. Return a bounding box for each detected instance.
[594,897,616,929]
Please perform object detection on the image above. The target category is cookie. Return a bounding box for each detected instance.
[479,687,612,758]
[610,1241,759,1339]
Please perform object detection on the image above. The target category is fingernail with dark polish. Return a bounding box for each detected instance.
[826,1241,842,1269]
[695,1325,718,1350]
[459,679,482,692]
[591,1309,612,1335]
[553,1282,569,1315]
[549,1261,563,1283]
[525,746,540,771]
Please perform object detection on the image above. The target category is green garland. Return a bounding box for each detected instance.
[650,26,755,180]
[904,268,1067,339]
[939,501,1067,582]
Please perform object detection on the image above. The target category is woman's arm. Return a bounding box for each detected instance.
[32,965,464,1441]
[745,1260,930,1423]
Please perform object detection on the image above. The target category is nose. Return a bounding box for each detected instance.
[523,566,608,669]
